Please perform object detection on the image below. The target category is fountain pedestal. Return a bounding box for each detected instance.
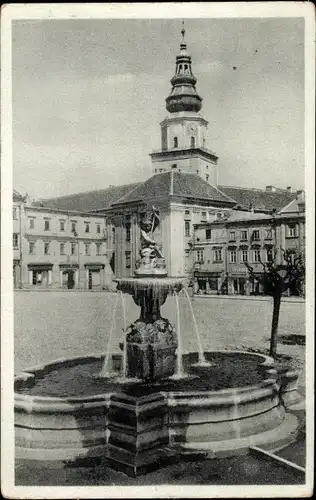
[116,277,183,381]
[126,343,177,380]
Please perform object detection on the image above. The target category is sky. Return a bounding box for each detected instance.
[12,17,305,200]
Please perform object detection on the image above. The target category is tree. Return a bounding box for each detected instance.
[244,248,305,358]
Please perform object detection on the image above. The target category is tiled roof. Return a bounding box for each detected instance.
[219,185,297,212]
[113,172,235,206]
[35,183,141,212]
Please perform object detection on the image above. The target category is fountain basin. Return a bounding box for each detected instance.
[14,351,300,476]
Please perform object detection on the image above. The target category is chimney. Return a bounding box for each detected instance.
[265,185,276,192]
[286,186,292,193]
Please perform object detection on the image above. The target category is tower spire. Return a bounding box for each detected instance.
[165,23,202,113]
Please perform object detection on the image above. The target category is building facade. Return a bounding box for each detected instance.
[192,192,305,296]
[13,194,114,290]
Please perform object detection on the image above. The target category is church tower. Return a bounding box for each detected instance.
[150,24,218,186]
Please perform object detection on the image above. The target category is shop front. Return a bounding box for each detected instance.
[27,263,53,288]
[84,263,105,290]
[59,264,79,289]
[195,272,222,295]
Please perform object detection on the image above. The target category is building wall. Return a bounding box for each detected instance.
[192,211,305,296]
[16,204,113,289]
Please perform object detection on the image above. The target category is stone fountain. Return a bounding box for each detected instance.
[14,206,302,478]
[115,206,183,381]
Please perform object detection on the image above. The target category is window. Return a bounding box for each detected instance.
[44,219,50,231]
[60,243,65,255]
[96,224,101,234]
[84,243,90,255]
[201,211,207,221]
[71,242,76,255]
[229,231,236,241]
[184,220,191,237]
[13,233,19,248]
[252,230,260,241]
[213,248,222,262]
[229,249,237,263]
[85,223,90,233]
[196,169,200,175]
[190,136,195,148]
[206,174,209,182]
[96,243,102,256]
[241,230,248,241]
[266,247,274,263]
[59,220,65,231]
[125,251,131,269]
[287,225,297,237]
[253,249,261,262]
[205,228,212,240]
[171,163,177,169]
[112,227,116,244]
[196,249,204,263]
[29,217,35,229]
[71,221,77,233]
[241,249,248,262]
[265,228,273,239]
[29,242,35,254]
[173,137,178,148]
[44,242,50,255]
[13,207,18,219]
[125,223,131,242]
[184,210,190,217]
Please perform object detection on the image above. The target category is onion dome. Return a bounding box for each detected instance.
[165,25,202,113]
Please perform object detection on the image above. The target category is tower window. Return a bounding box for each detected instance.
[196,169,199,175]
[184,64,189,74]
[191,136,195,148]
[206,174,209,182]
[173,137,178,148]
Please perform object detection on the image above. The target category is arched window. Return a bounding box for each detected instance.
[178,64,183,74]
[184,64,189,74]
[191,136,195,148]
[173,137,178,148]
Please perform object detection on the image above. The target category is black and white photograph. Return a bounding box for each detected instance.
[1,2,314,498]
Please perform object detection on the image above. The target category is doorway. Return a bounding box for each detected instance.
[88,269,101,290]
[62,270,75,289]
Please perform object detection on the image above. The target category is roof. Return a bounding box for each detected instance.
[113,172,235,206]
[13,189,25,202]
[35,183,141,212]
[219,185,297,212]
[278,192,305,214]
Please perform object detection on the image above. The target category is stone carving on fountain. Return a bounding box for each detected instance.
[115,205,184,380]
[135,205,167,277]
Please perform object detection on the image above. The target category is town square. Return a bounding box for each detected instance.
[2,4,314,497]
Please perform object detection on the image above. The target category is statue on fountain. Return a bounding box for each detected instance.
[135,206,167,277]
